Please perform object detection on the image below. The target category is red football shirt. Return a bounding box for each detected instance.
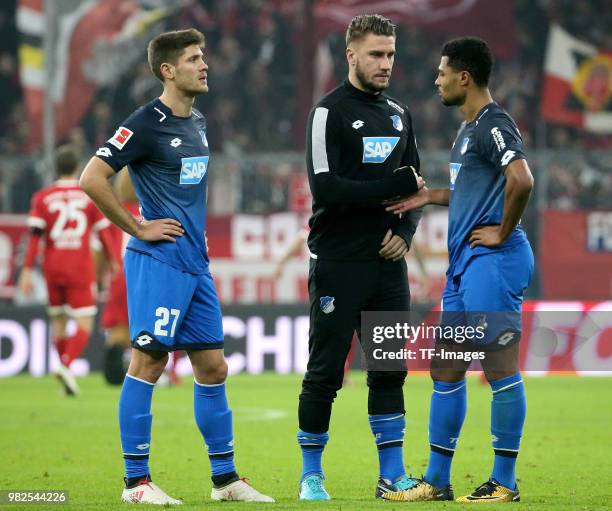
[24,180,111,285]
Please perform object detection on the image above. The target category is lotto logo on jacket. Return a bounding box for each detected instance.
[362,137,400,163]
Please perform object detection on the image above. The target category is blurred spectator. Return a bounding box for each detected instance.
[0,0,610,215]
[84,102,114,150]
[10,163,41,213]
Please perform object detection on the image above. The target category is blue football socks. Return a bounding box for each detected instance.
[424,379,467,487]
[490,372,526,489]
[297,430,329,481]
[119,374,155,480]
[194,380,236,479]
[369,413,406,482]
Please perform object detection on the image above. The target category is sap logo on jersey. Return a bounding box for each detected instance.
[362,137,400,163]
[180,156,209,184]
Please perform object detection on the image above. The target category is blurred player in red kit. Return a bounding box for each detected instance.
[18,144,116,395]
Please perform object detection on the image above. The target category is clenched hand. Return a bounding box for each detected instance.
[379,229,408,261]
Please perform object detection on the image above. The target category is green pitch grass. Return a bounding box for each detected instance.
[1,373,610,510]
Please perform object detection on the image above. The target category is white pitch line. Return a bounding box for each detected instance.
[233,407,289,422]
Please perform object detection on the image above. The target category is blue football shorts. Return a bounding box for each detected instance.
[440,240,534,349]
[124,250,224,352]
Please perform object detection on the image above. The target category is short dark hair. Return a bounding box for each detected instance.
[345,14,396,46]
[441,37,494,87]
[147,28,205,82]
[55,144,79,177]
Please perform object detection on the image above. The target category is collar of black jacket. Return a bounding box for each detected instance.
[343,78,385,102]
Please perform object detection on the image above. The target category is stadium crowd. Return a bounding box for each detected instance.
[0,0,610,214]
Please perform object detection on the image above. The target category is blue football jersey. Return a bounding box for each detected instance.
[95,98,210,274]
[447,102,527,278]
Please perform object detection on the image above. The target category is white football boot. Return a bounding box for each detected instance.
[211,478,275,502]
[121,478,182,505]
[55,364,79,396]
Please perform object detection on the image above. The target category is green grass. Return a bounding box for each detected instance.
[1,373,611,510]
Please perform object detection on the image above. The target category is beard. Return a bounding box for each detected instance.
[355,63,389,93]
[440,90,465,106]
[176,75,208,96]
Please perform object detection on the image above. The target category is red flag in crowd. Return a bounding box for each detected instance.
[540,24,612,133]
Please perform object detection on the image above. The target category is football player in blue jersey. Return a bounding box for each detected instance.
[80,29,273,505]
[382,38,534,503]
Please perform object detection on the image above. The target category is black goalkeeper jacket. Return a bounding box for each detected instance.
[306,79,423,261]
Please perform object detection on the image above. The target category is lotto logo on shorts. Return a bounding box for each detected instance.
[362,137,400,163]
[180,156,210,184]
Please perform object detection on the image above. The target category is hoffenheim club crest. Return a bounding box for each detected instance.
[390,115,403,132]
[320,296,335,314]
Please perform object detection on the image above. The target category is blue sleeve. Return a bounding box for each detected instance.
[94,112,151,172]
[477,113,526,173]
